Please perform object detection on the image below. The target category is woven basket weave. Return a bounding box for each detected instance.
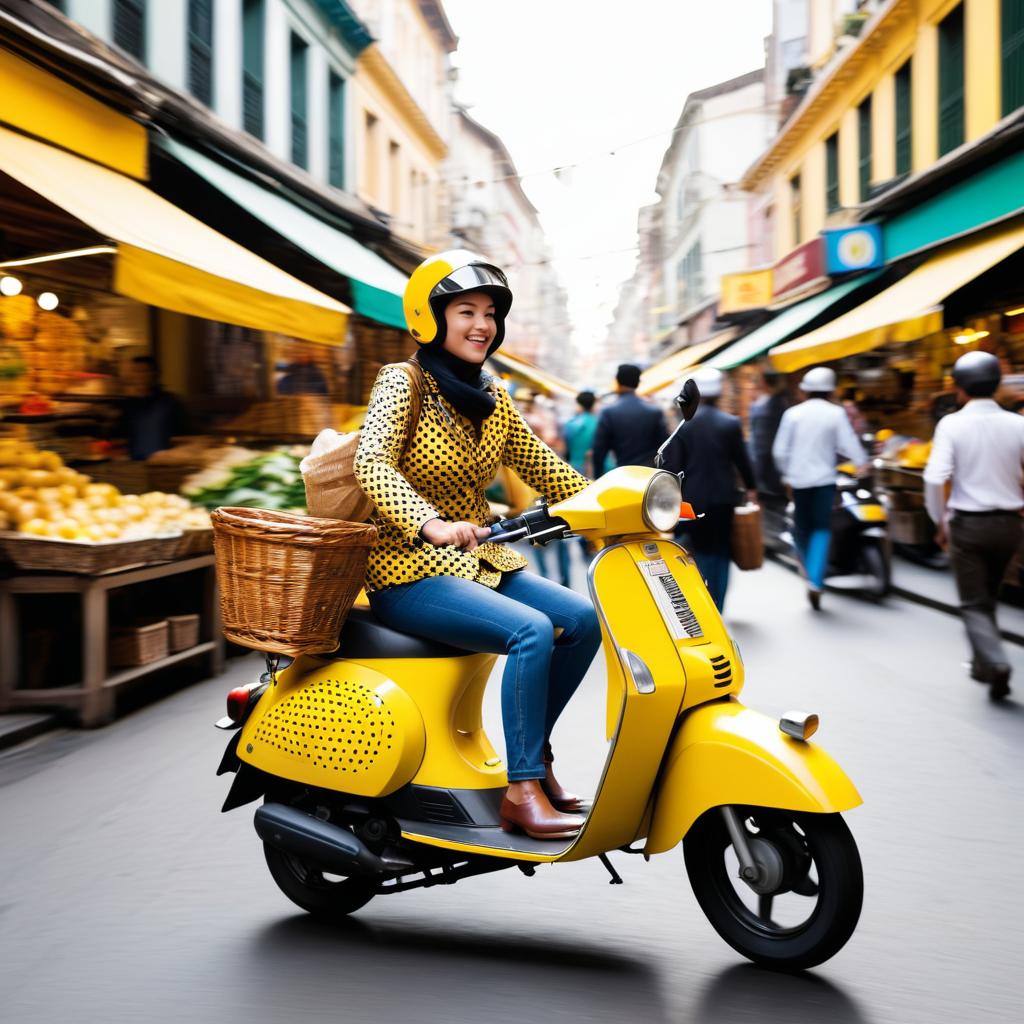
[211,507,377,656]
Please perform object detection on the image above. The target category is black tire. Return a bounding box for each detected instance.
[683,807,863,970]
[859,541,890,597]
[264,842,378,920]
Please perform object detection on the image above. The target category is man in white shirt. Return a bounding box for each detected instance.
[923,351,1024,701]
[772,366,868,609]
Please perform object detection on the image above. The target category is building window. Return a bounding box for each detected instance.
[938,3,965,156]
[895,59,912,177]
[858,95,872,202]
[242,0,264,139]
[825,134,839,213]
[187,0,214,107]
[328,73,345,189]
[113,0,146,62]
[389,141,401,220]
[676,240,704,309]
[290,34,309,169]
[1003,0,1024,116]
[364,112,379,196]
[790,174,802,244]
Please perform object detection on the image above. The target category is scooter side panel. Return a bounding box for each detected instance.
[238,657,426,797]
[644,700,863,855]
[561,542,690,861]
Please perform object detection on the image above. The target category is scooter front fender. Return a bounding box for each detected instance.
[644,700,861,855]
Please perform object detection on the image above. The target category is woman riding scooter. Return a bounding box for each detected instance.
[354,251,601,841]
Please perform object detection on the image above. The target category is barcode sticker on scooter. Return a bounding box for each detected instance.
[639,560,703,639]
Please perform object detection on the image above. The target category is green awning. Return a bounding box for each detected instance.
[884,150,1024,262]
[161,137,408,329]
[706,271,883,371]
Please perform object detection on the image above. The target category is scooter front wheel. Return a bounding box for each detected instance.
[683,806,862,970]
[264,843,377,920]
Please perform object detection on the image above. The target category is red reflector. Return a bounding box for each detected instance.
[226,687,252,722]
[679,501,696,520]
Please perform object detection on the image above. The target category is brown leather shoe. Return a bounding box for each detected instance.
[542,752,588,813]
[500,779,585,840]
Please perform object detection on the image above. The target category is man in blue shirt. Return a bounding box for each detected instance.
[563,390,599,477]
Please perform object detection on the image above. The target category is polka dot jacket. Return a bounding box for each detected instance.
[354,363,588,591]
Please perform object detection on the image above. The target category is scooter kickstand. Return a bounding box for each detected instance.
[599,853,624,885]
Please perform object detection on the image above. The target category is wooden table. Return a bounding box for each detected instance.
[0,555,225,727]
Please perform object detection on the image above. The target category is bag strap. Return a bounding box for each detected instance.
[397,358,426,461]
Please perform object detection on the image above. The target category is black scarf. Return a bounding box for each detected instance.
[416,344,497,433]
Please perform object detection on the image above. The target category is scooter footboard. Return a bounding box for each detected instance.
[644,700,861,855]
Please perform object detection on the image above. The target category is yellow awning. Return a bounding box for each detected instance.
[637,330,738,396]
[0,49,147,179]
[0,125,349,346]
[769,220,1024,372]
[487,350,577,398]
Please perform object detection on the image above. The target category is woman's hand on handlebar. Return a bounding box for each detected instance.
[421,518,491,550]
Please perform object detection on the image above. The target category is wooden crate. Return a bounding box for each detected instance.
[110,619,169,667]
[167,613,200,652]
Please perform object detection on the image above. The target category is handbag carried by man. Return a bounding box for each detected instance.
[301,360,425,522]
[731,501,764,570]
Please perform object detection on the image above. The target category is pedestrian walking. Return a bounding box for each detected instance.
[591,363,668,474]
[772,366,868,610]
[748,367,790,536]
[923,350,1024,701]
[658,367,756,611]
[563,390,600,477]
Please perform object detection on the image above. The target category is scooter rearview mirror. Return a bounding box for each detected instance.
[675,379,701,421]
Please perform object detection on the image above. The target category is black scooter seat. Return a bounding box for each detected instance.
[337,606,473,660]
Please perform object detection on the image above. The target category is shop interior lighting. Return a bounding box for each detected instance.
[952,330,990,345]
[1005,306,1024,317]
[37,292,59,311]
[0,275,22,296]
[0,245,116,269]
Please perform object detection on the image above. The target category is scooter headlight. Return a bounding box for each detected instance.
[643,471,682,533]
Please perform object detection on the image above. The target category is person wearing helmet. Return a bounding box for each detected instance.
[657,367,756,611]
[772,365,868,609]
[354,250,600,838]
[923,350,1024,701]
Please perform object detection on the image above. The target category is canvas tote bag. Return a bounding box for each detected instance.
[301,361,425,523]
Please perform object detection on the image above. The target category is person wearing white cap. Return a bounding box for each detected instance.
[658,367,756,611]
[923,350,1024,701]
[772,366,868,609]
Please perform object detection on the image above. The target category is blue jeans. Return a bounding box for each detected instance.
[676,504,734,612]
[368,570,601,781]
[792,485,835,590]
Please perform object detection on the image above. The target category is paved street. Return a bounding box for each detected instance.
[1,557,1022,1024]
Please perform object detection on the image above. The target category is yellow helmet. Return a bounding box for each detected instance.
[403,249,512,348]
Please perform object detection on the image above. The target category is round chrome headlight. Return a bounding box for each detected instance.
[642,471,682,533]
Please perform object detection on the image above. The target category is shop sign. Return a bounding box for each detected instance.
[772,238,825,302]
[719,268,774,314]
[824,223,883,274]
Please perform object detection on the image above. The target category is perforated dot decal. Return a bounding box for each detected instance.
[253,679,395,774]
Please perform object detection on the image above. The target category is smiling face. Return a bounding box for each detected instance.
[441,290,497,363]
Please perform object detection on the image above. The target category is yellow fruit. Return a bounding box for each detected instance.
[81,524,105,542]
[57,484,79,504]
[21,518,52,536]
[14,501,39,524]
[38,451,62,471]
[55,519,80,539]
[102,523,122,539]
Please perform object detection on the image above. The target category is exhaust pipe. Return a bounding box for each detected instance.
[254,803,386,876]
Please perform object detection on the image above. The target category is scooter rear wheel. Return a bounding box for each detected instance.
[264,843,377,919]
[683,806,862,970]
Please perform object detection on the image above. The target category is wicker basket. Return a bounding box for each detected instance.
[110,619,169,667]
[211,507,377,656]
[167,613,200,652]
[0,532,182,575]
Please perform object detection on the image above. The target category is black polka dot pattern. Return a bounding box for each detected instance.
[354,363,587,591]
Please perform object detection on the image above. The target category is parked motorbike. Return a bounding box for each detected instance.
[214,385,864,970]
[765,463,891,598]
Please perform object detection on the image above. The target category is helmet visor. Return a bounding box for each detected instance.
[430,264,511,310]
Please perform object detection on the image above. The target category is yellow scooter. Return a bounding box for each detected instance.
[214,387,864,970]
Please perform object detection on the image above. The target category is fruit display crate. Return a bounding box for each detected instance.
[0,533,182,575]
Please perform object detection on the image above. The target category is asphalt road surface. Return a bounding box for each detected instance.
[1,556,1021,1024]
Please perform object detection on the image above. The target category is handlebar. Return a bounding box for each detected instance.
[487,505,569,546]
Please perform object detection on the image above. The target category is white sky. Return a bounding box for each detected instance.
[443,0,774,357]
